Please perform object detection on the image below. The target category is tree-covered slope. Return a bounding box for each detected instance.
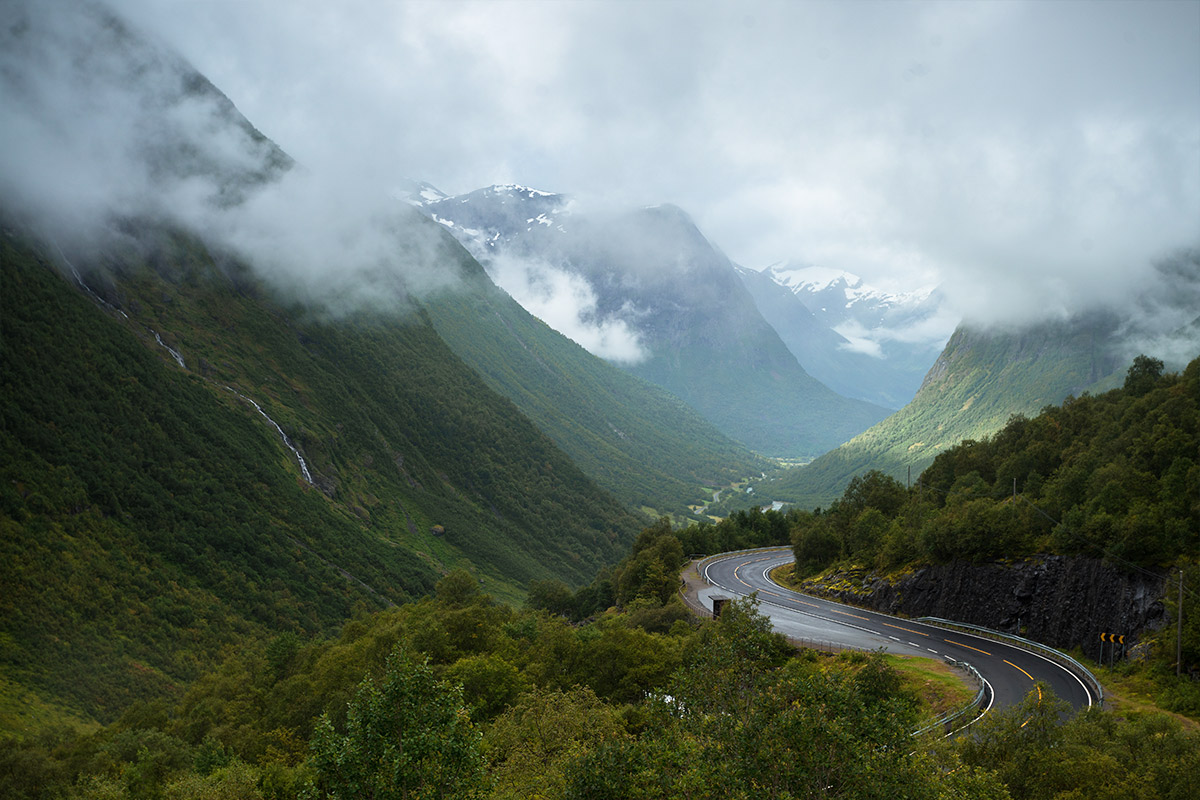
[784,355,1200,574]
[765,313,1128,509]
[911,354,1200,567]
[423,258,769,519]
[0,227,641,724]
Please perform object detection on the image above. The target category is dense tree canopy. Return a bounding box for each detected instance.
[0,534,1196,799]
[788,356,1200,577]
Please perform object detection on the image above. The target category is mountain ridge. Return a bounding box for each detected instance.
[756,311,1132,510]
[411,184,891,458]
[736,262,950,409]
[1,217,651,721]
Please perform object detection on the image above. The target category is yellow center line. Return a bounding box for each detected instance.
[1004,659,1035,682]
[883,622,929,637]
[943,638,992,656]
[760,589,781,597]
[832,609,870,621]
[1004,660,1043,701]
[1005,659,1043,727]
[797,600,820,608]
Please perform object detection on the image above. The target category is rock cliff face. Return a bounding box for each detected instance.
[802,556,1166,661]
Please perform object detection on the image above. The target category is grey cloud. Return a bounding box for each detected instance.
[22,0,1200,337]
[487,253,648,364]
[1,0,461,315]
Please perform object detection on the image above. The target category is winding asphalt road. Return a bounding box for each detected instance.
[697,549,1100,717]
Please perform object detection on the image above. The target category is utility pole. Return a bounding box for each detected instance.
[1178,568,1184,678]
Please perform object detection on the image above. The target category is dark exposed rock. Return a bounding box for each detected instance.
[802,556,1167,661]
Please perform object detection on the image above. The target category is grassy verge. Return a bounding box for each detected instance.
[883,653,977,720]
[769,562,799,590]
[1085,662,1199,731]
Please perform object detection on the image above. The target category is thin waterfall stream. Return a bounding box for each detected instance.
[226,388,314,484]
[57,244,314,486]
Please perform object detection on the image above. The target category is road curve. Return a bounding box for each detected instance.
[697,549,1099,716]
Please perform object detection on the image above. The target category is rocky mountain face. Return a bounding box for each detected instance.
[803,557,1167,662]
[411,186,890,458]
[764,263,940,335]
[736,264,949,409]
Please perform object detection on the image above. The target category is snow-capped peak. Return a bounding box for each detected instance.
[769,264,862,293]
[486,183,557,199]
[765,263,933,309]
[391,178,449,207]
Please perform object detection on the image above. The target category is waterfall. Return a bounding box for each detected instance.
[152,330,186,369]
[56,242,128,319]
[54,241,311,486]
[227,388,314,484]
[55,244,193,374]
[61,253,187,371]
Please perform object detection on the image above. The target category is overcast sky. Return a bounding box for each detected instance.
[68,0,1200,325]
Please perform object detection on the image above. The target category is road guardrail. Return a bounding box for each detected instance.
[916,616,1104,706]
[911,659,987,737]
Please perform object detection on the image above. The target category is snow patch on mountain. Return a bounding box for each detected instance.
[759,262,953,354]
[392,178,448,206]
[765,264,936,318]
[415,184,574,261]
[492,184,556,199]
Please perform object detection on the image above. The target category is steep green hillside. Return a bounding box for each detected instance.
[784,356,1200,572]
[760,314,1127,509]
[912,354,1200,567]
[424,264,768,519]
[0,226,640,724]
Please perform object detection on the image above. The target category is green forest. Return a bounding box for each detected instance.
[3,570,1197,799]
[786,354,1199,575]
[755,314,1132,512]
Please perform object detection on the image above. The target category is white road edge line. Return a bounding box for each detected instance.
[750,551,1098,708]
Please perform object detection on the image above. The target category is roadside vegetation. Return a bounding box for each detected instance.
[3,435,1198,796]
[4,566,1196,799]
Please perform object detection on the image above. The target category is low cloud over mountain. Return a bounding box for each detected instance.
[1,0,462,315]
